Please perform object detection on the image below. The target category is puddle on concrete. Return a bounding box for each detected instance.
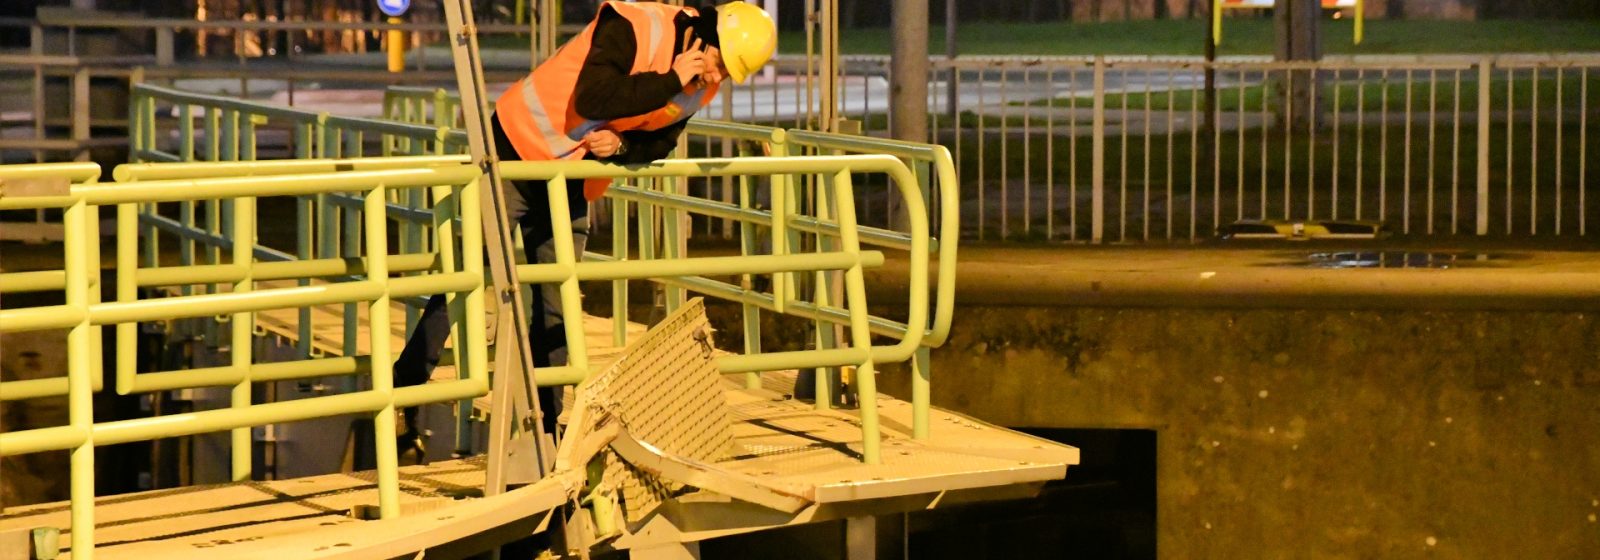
[1297,251,1516,269]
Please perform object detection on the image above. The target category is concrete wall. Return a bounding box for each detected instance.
[876,305,1600,557]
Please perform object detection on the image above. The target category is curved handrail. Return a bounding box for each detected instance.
[781,129,960,348]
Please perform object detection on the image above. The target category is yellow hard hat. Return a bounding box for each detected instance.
[717,1,777,84]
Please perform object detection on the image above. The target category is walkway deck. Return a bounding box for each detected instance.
[1,370,1074,558]
[1,280,1077,558]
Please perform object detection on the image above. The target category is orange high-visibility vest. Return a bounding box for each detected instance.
[496,1,721,201]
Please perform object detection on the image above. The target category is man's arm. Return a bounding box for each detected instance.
[599,120,691,165]
[573,8,685,121]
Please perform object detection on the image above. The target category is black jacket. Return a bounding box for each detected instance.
[569,4,716,164]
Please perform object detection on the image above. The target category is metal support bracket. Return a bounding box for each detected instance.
[441,0,550,493]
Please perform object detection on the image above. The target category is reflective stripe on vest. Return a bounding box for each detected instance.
[640,6,666,70]
[518,77,583,158]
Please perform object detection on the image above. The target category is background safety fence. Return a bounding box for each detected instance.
[920,55,1600,242]
[101,53,1600,243]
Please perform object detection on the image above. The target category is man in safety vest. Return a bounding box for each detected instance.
[392,1,778,458]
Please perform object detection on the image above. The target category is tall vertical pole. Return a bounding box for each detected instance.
[891,0,928,232]
[820,0,840,131]
[891,0,929,143]
[442,0,550,494]
[1274,0,1322,125]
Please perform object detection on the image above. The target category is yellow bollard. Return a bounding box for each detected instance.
[386,16,406,73]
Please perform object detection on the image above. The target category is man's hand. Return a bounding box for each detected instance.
[584,130,623,158]
[672,29,705,87]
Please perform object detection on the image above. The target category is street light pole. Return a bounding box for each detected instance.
[891,0,929,143]
[1275,0,1322,125]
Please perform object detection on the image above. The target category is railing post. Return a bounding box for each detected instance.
[1092,56,1106,244]
[297,122,315,359]
[431,180,475,456]
[342,194,361,362]
[433,88,449,127]
[914,160,931,236]
[771,135,793,314]
[65,195,98,559]
[179,103,195,161]
[402,171,423,338]
[812,171,840,411]
[128,78,144,161]
[829,169,880,465]
[737,145,763,390]
[664,145,688,313]
[144,101,162,267]
[229,193,256,482]
[1476,57,1492,236]
[222,109,239,162]
[546,175,592,382]
[364,183,401,519]
[911,345,930,440]
[612,195,630,347]
[115,203,138,395]
[203,109,223,344]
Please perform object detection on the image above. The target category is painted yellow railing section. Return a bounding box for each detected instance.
[0,162,489,559]
[376,87,961,438]
[129,83,960,439]
[0,83,962,558]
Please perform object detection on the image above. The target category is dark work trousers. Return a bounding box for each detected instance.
[393,114,588,438]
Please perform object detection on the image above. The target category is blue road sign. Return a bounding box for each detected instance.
[378,0,410,17]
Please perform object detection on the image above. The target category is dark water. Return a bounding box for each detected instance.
[1298,251,1520,269]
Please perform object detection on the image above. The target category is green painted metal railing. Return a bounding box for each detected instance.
[128,82,960,441]
[376,87,962,439]
[0,163,106,403]
[499,155,926,466]
[0,83,961,557]
[383,85,464,130]
[0,155,929,557]
[134,83,960,441]
[0,162,489,559]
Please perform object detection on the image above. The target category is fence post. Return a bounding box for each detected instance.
[1476,57,1491,236]
[1092,56,1106,244]
[156,27,175,67]
[72,67,91,162]
[128,70,145,160]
